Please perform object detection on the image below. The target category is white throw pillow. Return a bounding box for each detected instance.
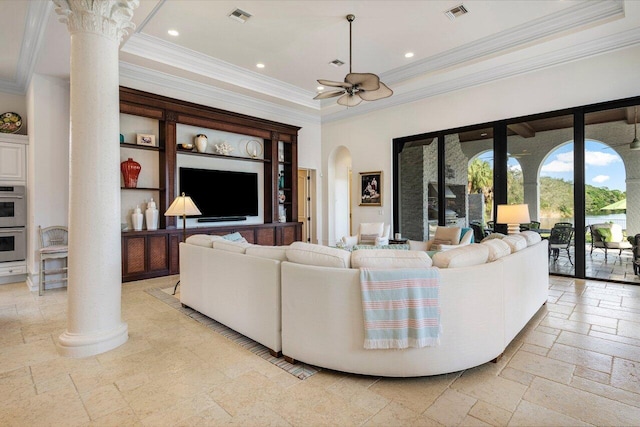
[245,245,288,261]
[213,240,252,254]
[286,242,351,268]
[185,234,225,248]
[481,239,511,262]
[434,227,461,245]
[432,243,489,268]
[502,234,528,252]
[408,240,430,251]
[519,230,542,246]
[351,249,432,269]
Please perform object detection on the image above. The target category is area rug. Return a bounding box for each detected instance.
[145,287,321,380]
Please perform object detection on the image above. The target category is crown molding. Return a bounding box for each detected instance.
[382,0,625,85]
[121,33,319,110]
[322,26,640,123]
[118,62,320,127]
[0,0,52,94]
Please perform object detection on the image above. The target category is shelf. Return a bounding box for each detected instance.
[121,187,164,191]
[120,143,162,152]
[177,149,271,163]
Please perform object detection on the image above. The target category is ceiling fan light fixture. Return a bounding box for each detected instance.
[313,14,392,106]
[337,93,363,107]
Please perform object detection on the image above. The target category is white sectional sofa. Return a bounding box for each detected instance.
[179,234,286,356]
[179,231,549,377]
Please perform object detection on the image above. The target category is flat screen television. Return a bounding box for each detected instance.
[179,167,259,219]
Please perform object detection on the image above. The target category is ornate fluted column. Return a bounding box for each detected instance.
[53,0,138,357]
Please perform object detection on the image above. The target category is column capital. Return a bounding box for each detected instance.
[53,0,139,43]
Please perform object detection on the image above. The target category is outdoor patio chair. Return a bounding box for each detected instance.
[589,223,633,261]
[549,225,574,265]
[632,234,640,276]
[470,221,489,242]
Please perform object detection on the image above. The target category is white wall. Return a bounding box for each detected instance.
[25,74,70,288]
[321,45,640,244]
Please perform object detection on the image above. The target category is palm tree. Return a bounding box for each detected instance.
[468,158,494,219]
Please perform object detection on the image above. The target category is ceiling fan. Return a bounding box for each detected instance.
[313,14,393,107]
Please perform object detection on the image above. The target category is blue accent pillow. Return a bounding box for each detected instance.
[352,244,410,251]
[460,227,474,243]
[222,232,244,242]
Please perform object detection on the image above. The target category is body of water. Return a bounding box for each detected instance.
[539,214,627,230]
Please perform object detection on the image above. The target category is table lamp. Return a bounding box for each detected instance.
[497,204,530,235]
[165,192,201,295]
[165,192,202,243]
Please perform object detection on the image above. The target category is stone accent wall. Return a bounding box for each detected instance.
[399,145,425,241]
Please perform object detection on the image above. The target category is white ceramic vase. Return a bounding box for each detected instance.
[132,206,143,231]
[194,134,208,153]
[145,198,159,231]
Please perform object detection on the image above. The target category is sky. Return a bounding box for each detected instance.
[477,140,626,192]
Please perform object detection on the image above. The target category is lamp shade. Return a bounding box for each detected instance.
[497,204,530,224]
[497,204,530,234]
[165,193,202,217]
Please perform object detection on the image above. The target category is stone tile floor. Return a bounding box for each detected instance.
[549,245,639,284]
[0,274,639,426]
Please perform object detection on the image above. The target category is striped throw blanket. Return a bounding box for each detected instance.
[359,267,441,349]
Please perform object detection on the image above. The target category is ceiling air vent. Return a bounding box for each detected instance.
[444,4,468,20]
[228,8,252,23]
[329,59,345,67]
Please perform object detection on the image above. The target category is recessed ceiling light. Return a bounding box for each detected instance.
[256,63,265,69]
[405,52,414,58]
[167,29,179,36]
[317,86,325,91]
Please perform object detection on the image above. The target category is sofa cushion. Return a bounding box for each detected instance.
[519,230,542,246]
[432,243,489,268]
[434,226,461,244]
[351,249,432,269]
[502,234,528,252]
[245,245,288,261]
[185,234,223,248]
[481,239,511,262]
[286,242,351,268]
[481,233,506,242]
[213,239,252,254]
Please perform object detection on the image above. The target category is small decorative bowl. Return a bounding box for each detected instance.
[181,143,194,150]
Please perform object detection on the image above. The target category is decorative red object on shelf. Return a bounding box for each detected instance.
[121,158,141,188]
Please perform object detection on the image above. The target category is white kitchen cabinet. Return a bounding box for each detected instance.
[0,134,27,183]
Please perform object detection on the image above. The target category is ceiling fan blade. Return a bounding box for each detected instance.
[358,81,393,101]
[313,90,346,100]
[337,92,363,107]
[317,79,353,89]
[345,73,380,91]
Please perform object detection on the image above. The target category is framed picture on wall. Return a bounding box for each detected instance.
[359,171,382,206]
[136,133,156,147]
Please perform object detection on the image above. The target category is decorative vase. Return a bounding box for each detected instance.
[145,198,159,231]
[132,206,143,231]
[194,134,208,153]
[121,158,141,188]
[278,190,286,203]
